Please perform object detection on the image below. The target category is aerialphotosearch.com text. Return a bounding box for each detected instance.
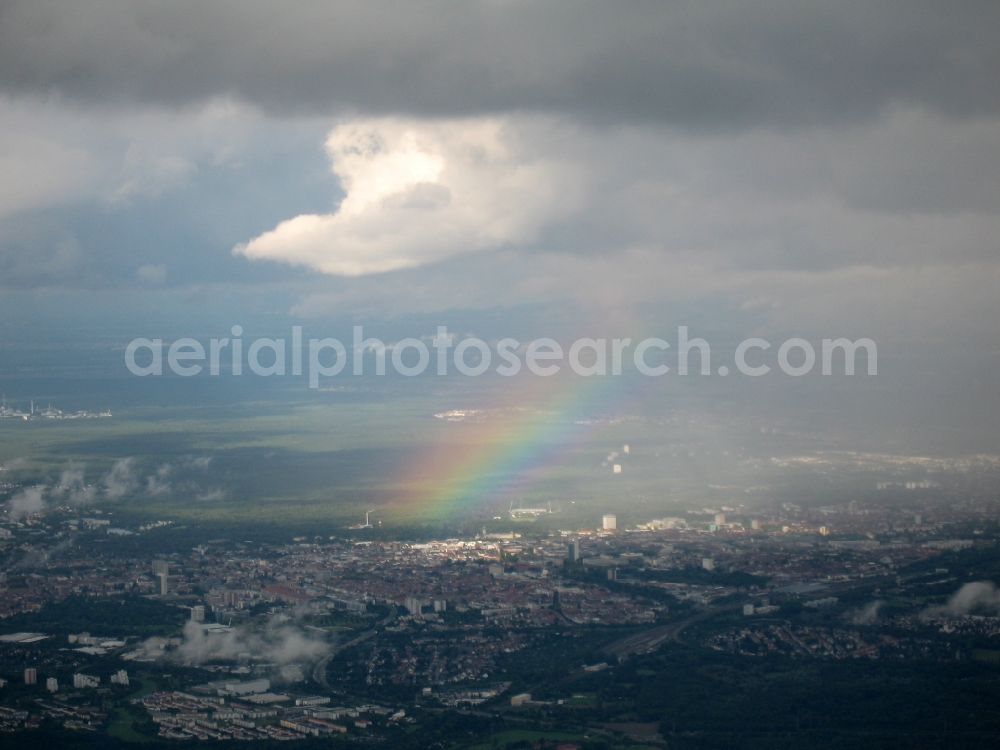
[124,326,877,388]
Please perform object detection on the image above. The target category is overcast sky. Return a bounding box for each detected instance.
[1,1,999,440]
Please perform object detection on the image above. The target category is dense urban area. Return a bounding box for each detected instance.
[3,462,1000,748]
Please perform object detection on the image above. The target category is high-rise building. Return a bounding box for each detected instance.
[190,605,205,623]
[702,557,715,571]
[73,673,100,689]
[110,670,129,686]
[24,667,37,685]
[152,560,169,577]
[602,514,617,531]
[404,597,424,617]
[566,540,581,563]
[751,519,763,531]
[612,463,623,474]
[46,677,59,693]
[157,572,169,595]
[714,513,726,526]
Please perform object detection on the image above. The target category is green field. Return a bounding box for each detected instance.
[0,372,868,531]
[0,377,749,529]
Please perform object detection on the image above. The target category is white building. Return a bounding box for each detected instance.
[73,673,100,689]
[602,514,617,531]
[46,677,59,693]
[110,669,130,686]
[220,678,270,696]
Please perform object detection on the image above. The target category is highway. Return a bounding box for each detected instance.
[603,604,740,659]
[311,607,397,688]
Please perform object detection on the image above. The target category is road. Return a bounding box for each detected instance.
[603,570,902,660]
[312,607,397,688]
[603,604,741,659]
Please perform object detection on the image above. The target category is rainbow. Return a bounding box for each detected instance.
[390,372,635,520]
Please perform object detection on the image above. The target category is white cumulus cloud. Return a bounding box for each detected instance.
[234,116,580,276]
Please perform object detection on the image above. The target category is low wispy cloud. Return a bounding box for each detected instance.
[52,464,97,505]
[151,619,329,667]
[103,457,139,500]
[7,485,46,520]
[925,581,1000,618]
[849,600,884,625]
[145,463,174,497]
[195,488,227,502]
[4,455,226,519]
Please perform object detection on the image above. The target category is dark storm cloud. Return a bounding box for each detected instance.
[1,0,998,127]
